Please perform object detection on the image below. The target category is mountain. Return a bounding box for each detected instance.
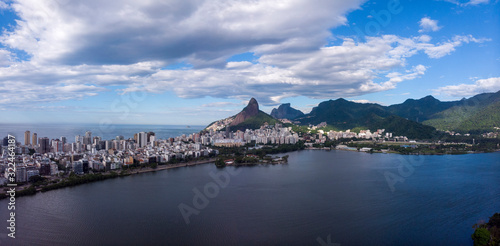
[455,101,500,132]
[294,90,500,134]
[296,98,391,129]
[230,111,279,131]
[294,98,436,139]
[205,90,500,136]
[422,91,500,132]
[230,98,260,126]
[387,95,456,123]
[228,98,278,131]
[270,103,305,120]
[370,115,437,139]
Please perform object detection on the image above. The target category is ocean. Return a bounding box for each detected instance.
[0,123,205,143]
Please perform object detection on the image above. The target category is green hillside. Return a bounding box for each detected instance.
[297,98,391,129]
[229,111,279,131]
[370,115,437,139]
[456,101,500,132]
[423,91,500,132]
[387,95,456,122]
[296,98,437,139]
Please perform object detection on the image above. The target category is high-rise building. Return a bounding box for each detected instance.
[60,136,66,145]
[147,132,155,143]
[138,132,147,148]
[32,133,37,146]
[24,131,30,145]
[106,140,114,150]
[75,135,82,143]
[93,136,101,145]
[83,136,91,145]
[2,136,8,147]
[52,139,63,153]
[73,161,83,175]
[40,163,51,176]
[84,131,92,145]
[39,137,50,154]
[16,166,27,183]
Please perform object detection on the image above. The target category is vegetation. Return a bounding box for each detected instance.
[472,213,500,246]
[293,98,438,139]
[298,98,391,129]
[230,111,279,131]
[387,95,456,122]
[212,142,304,168]
[424,91,500,133]
[456,101,500,133]
[215,158,226,168]
[291,90,499,136]
[41,172,121,192]
[472,228,491,246]
[370,115,437,140]
[28,175,46,184]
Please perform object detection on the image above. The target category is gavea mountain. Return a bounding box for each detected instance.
[205,98,278,132]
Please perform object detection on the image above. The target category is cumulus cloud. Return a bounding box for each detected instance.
[434,77,500,97]
[1,0,363,66]
[117,34,484,105]
[419,17,442,33]
[0,0,491,107]
[0,49,14,66]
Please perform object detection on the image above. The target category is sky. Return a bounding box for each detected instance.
[0,0,499,125]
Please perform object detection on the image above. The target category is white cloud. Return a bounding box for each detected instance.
[351,99,370,103]
[0,33,488,106]
[0,1,8,9]
[0,0,491,107]
[465,0,489,5]
[419,17,442,33]
[434,77,500,97]
[0,49,14,66]
[1,0,364,66]
[421,35,489,58]
[441,0,490,6]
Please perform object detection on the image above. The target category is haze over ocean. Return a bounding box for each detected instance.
[0,124,205,144]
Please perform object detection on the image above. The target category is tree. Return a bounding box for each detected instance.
[487,213,500,228]
[28,175,45,183]
[471,228,490,246]
[215,158,226,168]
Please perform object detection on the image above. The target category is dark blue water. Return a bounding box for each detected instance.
[0,150,498,245]
[0,123,204,142]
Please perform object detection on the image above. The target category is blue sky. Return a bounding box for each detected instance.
[0,0,499,125]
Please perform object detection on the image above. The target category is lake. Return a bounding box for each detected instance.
[1,150,499,245]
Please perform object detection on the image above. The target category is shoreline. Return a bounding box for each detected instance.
[130,158,216,175]
[0,158,217,199]
[305,146,500,155]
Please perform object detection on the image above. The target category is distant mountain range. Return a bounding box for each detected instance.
[206,90,500,139]
[271,90,500,135]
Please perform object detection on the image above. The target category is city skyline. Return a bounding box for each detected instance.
[0,0,499,125]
